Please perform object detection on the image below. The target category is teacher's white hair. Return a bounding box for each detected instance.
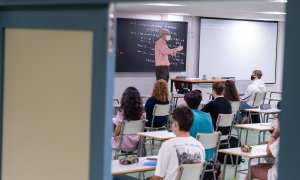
[159,29,170,37]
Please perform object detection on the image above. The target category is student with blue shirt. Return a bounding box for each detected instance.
[184,90,214,161]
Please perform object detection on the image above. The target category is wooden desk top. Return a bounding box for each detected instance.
[137,130,176,141]
[244,108,281,114]
[170,78,225,83]
[234,123,274,131]
[218,144,270,159]
[111,156,157,175]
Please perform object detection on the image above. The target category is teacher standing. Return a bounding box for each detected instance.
[154,29,183,82]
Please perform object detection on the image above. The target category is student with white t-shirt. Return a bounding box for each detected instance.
[147,106,206,180]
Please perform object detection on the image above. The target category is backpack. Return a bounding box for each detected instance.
[203,160,222,180]
[217,136,243,165]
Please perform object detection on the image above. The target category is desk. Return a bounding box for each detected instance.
[234,123,274,145]
[137,130,175,156]
[170,78,225,93]
[244,108,281,123]
[218,144,270,180]
[111,156,157,175]
[137,130,175,141]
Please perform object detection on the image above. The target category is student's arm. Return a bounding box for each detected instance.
[149,142,170,179]
[145,98,152,117]
[241,85,253,101]
[113,111,123,137]
[113,125,121,137]
[147,175,163,180]
[266,128,280,155]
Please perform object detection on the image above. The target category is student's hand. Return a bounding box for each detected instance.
[272,128,280,139]
[177,46,183,51]
[171,51,177,56]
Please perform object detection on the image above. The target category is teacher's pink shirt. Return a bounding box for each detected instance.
[154,38,172,66]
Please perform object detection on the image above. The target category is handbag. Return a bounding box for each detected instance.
[260,104,271,110]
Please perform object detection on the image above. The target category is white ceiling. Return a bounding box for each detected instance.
[116,0,286,21]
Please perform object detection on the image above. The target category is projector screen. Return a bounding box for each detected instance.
[199,18,278,83]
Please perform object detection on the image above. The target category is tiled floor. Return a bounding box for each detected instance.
[113,123,273,180]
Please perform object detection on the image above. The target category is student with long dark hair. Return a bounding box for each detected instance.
[224,80,240,101]
[112,87,145,152]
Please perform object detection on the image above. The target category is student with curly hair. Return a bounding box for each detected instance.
[145,79,170,128]
[112,87,145,152]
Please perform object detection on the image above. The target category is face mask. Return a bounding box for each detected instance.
[251,75,255,80]
[166,35,171,41]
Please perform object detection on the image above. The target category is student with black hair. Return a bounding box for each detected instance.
[184,91,214,161]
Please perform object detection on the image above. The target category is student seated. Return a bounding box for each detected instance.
[247,126,280,180]
[224,80,240,101]
[112,87,145,152]
[145,79,169,128]
[202,82,232,135]
[147,106,205,180]
[240,70,266,124]
[184,91,214,161]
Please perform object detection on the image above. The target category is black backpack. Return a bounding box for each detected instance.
[217,136,243,164]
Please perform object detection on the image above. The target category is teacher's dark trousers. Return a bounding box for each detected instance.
[155,66,169,82]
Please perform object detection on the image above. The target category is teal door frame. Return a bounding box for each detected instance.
[0,1,114,180]
[279,1,300,179]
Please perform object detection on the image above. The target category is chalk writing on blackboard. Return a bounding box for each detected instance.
[116,18,188,72]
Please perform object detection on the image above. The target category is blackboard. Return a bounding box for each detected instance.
[116,18,188,72]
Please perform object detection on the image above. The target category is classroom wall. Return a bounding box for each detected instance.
[115,12,285,102]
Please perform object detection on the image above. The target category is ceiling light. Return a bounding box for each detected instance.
[256,11,286,15]
[143,3,186,7]
[164,13,192,16]
[269,0,287,3]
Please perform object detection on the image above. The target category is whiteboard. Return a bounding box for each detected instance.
[199,18,278,83]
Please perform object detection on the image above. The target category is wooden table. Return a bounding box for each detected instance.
[218,144,271,180]
[234,123,274,145]
[111,156,157,176]
[244,108,281,123]
[170,78,225,93]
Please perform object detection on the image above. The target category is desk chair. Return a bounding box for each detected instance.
[147,104,171,130]
[230,101,241,137]
[113,119,146,159]
[231,101,241,122]
[196,132,221,180]
[170,93,184,110]
[216,113,235,164]
[113,98,120,115]
[146,104,171,154]
[266,91,281,105]
[249,91,267,123]
[175,162,207,180]
[251,91,267,107]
